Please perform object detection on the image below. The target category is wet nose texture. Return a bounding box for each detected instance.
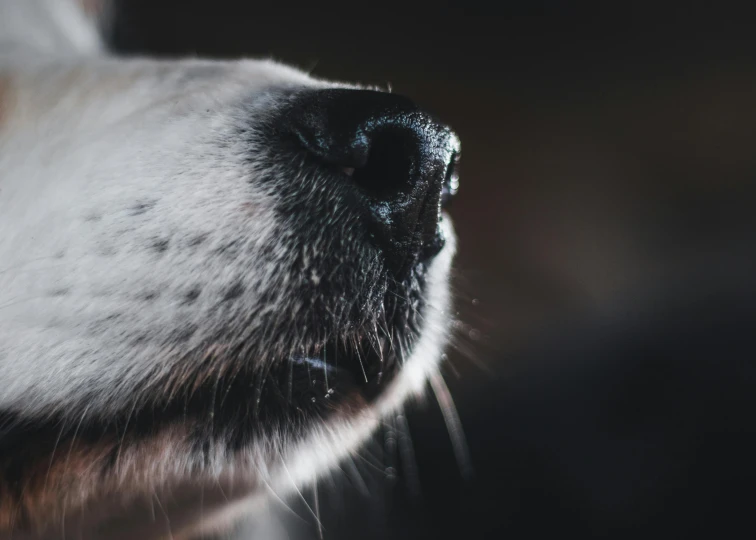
[284,89,460,278]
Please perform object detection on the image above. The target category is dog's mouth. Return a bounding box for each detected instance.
[153,283,426,452]
[276,331,402,411]
[241,265,427,422]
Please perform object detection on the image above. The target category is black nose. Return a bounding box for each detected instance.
[285,89,460,278]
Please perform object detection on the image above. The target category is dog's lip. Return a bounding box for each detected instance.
[280,334,402,409]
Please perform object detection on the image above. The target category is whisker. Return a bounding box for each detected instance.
[321,345,329,392]
[353,450,389,477]
[443,356,460,379]
[342,456,370,497]
[429,372,473,479]
[395,411,422,499]
[278,454,325,534]
[218,366,242,410]
[62,404,92,484]
[353,345,368,384]
[313,482,324,540]
[199,484,205,533]
[148,490,156,521]
[60,493,68,539]
[253,362,274,418]
[153,493,174,540]
[448,333,493,375]
[253,464,309,525]
[215,479,229,503]
[384,288,410,304]
[382,419,397,484]
[306,59,320,75]
[114,399,138,475]
[44,419,68,493]
[287,356,294,403]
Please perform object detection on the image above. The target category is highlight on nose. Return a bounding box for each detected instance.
[285,89,460,278]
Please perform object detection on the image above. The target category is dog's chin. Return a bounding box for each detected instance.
[1,220,454,537]
[271,222,455,487]
[186,218,455,496]
[182,242,455,539]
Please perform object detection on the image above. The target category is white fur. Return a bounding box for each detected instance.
[0,56,326,417]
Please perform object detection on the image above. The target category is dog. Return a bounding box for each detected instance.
[0,1,460,538]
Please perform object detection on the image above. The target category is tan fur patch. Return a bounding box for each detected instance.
[0,423,193,534]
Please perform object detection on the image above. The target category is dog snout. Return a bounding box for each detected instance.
[286,89,460,278]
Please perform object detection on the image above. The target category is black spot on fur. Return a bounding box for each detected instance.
[87,313,122,335]
[171,325,197,343]
[214,240,241,259]
[143,291,160,301]
[150,238,170,254]
[49,288,69,297]
[187,234,209,248]
[183,286,202,304]
[130,334,149,346]
[222,282,245,302]
[129,200,157,216]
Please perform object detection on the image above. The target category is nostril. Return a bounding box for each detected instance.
[350,126,417,201]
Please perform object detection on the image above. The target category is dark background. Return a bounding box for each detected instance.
[111,3,756,538]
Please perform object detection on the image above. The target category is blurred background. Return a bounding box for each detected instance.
[111,3,756,538]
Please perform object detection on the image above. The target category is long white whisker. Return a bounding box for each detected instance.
[62,404,91,481]
[253,464,309,525]
[278,454,325,534]
[354,451,390,477]
[114,399,138,475]
[322,345,329,392]
[429,371,473,479]
[382,419,397,483]
[153,493,174,540]
[353,347,368,384]
[343,456,370,496]
[44,419,68,492]
[395,411,422,498]
[448,335,492,374]
[313,482,324,540]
